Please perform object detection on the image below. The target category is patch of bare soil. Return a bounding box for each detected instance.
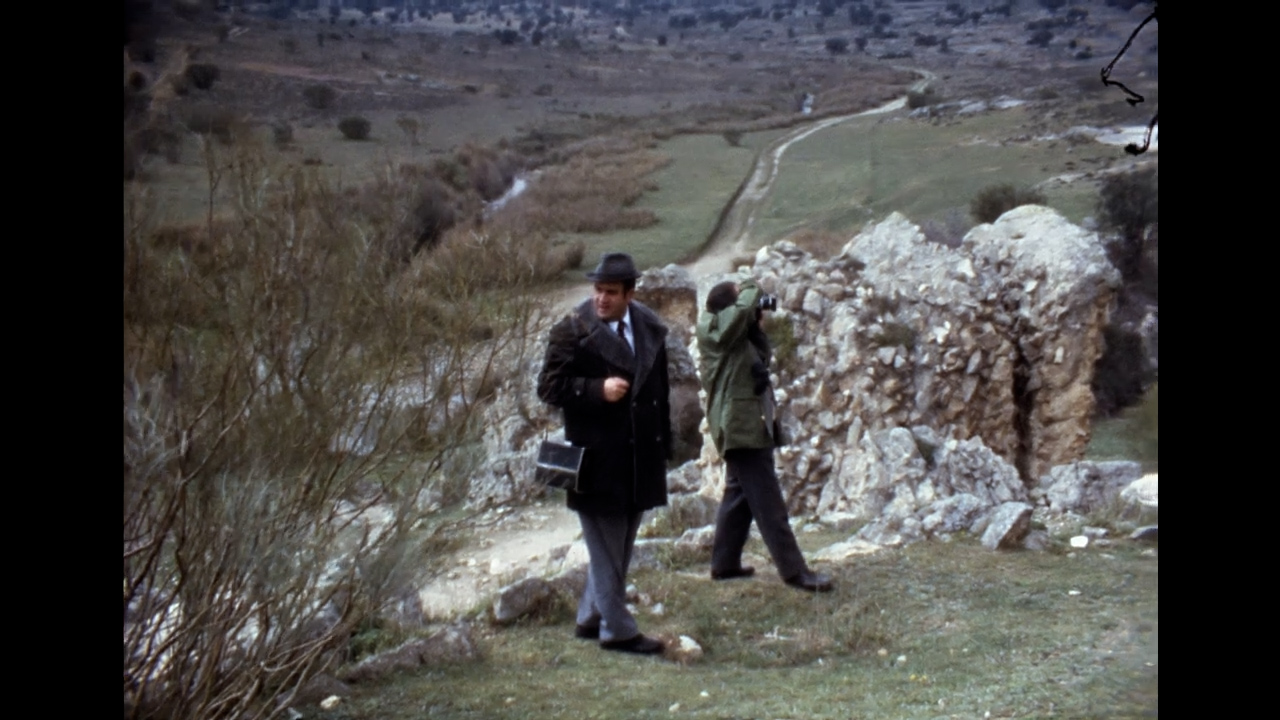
[418,499,582,620]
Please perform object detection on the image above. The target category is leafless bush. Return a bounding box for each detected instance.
[338,116,372,140]
[454,143,519,202]
[185,63,221,91]
[123,141,548,720]
[303,83,338,110]
[969,183,1045,224]
[921,208,973,248]
[395,115,421,145]
[493,147,667,235]
[181,104,245,145]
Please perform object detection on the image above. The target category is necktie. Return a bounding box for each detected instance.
[617,320,631,353]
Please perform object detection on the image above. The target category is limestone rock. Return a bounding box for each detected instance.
[675,525,716,551]
[1042,461,1144,514]
[812,537,883,562]
[667,635,704,665]
[492,578,553,624]
[1120,473,1158,508]
[965,206,1120,479]
[339,622,477,683]
[920,493,986,536]
[981,502,1034,550]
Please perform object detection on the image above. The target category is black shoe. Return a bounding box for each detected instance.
[710,565,756,581]
[784,570,833,593]
[574,624,600,640]
[600,634,664,655]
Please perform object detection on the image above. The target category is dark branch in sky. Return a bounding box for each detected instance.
[1101,3,1159,155]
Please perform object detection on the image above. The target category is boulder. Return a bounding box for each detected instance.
[492,578,554,624]
[1042,461,1144,514]
[981,502,1034,550]
[338,622,478,683]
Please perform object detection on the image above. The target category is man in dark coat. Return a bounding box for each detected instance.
[696,276,832,593]
[537,252,672,655]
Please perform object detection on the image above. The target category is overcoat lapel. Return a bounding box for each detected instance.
[574,302,635,374]
[630,304,662,394]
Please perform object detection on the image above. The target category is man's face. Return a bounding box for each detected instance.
[593,282,634,321]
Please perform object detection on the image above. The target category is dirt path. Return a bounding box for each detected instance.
[418,500,582,621]
[551,73,930,316]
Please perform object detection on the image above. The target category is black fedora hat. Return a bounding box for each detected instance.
[586,252,641,282]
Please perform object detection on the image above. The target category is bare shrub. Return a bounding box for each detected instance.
[182,104,244,145]
[906,87,937,109]
[556,240,586,271]
[409,178,458,254]
[921,208,972,248]
[338,116,372,140]
[437,143,519,202]
[722,130,743,147]
[185,62,221,91]
[492,140,667,235]
[969,183,1045,224]
[395,115,421,145]
[825,37,849,54]
[124,142,548,719]
[303,83,338,110]
[272,121,294,147]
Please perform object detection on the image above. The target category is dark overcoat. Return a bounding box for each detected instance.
[537,299,672,515]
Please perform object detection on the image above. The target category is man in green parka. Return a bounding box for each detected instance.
[696,275,833,593]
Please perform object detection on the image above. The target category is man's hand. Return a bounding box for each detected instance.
[603,377,631,402]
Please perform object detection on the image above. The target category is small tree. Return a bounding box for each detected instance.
[303,83,337,110]
[1028,29,1053,47]
[396,115,421,145]
[185,63,221,91]
[338,116,372,140]
[825,37,850,54]
[1097,166,1158,281]
[970,183,1046,224]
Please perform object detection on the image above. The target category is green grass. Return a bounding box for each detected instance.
[318,539,1157,720]
[554,130,783,278]
[749,106,1118,249]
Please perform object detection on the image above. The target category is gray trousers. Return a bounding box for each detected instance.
[576,510,644,642]
[711,447,807,580]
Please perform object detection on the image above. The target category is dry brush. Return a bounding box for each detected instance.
[123,139,553,720]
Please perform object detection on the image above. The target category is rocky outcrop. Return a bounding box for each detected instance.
[1040,460,1144,514]
[469,207,1121,559]
[689,206,1118,532]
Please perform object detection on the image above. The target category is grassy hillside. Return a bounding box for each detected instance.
[750,106,1123,248]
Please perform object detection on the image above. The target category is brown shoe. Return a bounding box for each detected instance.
[711,565,756,581]
[601,634,664,654]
